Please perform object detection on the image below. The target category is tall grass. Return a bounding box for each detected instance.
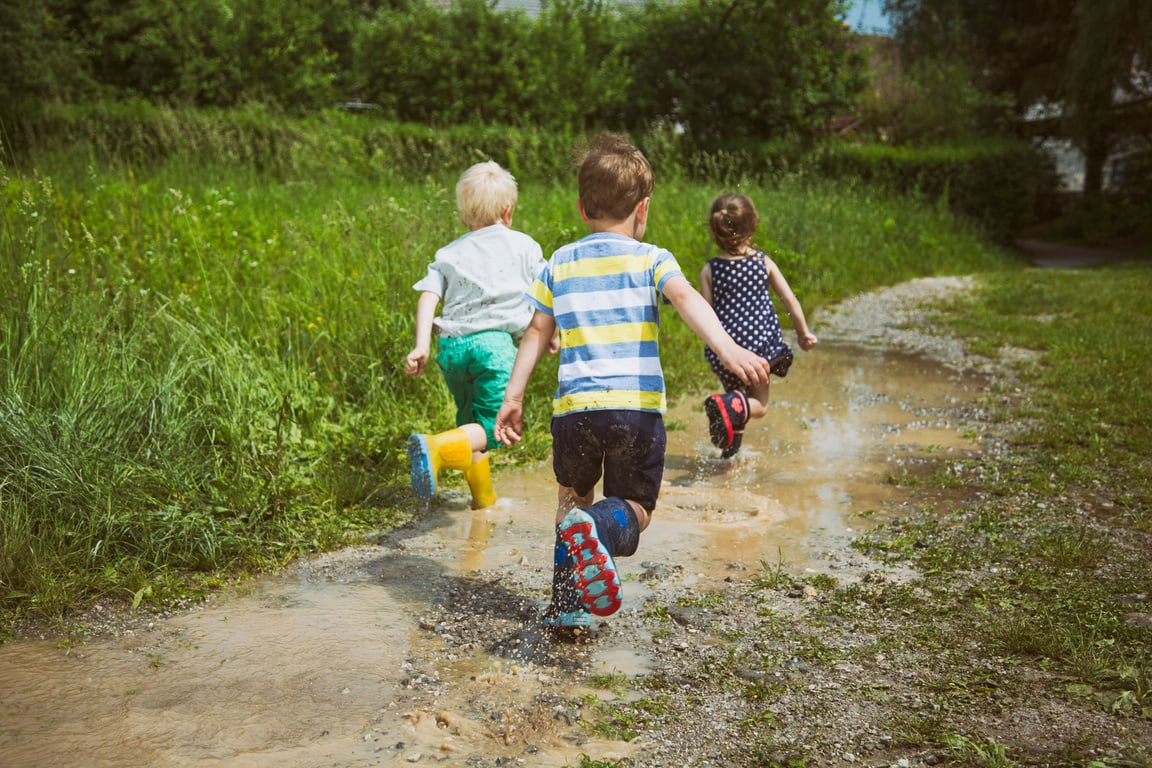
[0,119,1015,628]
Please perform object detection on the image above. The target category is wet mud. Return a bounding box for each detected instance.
[0,342,991,767]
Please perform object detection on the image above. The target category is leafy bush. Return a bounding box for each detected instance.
[793,141,1056,240]
[640,133,1057,240]
[2,102,582,183]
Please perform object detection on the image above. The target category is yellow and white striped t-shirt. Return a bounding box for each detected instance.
[528,233,684,416]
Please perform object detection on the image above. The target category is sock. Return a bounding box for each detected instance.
[585,497,641,558]
[549,533,583,614]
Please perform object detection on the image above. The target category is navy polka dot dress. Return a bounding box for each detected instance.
[704,252,794,392]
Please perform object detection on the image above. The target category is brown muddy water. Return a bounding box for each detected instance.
[0,343,988,768]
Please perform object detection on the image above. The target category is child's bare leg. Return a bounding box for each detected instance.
[745,382,771,420]
[625,499,651,532]
[555,488,650,531]
[458,422,489,463]
[556,485,594,524]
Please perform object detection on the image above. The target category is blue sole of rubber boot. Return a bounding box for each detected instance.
[406,434,435,500]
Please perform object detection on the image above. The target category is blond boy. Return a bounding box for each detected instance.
[405,161,545,509]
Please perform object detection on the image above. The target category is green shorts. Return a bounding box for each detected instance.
[436,331,517,450]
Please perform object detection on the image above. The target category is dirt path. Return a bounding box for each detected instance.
[3,276,1148,767]
[1014,238,1143,269]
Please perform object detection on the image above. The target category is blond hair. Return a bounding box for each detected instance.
[456,161,517,229]
[577,132,654,221]
[708,193,760,256]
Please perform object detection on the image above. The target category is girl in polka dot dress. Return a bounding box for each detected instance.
[701,193,818,458]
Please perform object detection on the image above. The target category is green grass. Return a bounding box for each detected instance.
[0,117,1017,631]
[946,265,1152,522]
[847,259,1152,733]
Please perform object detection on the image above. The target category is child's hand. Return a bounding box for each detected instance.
[720,347,772,386]
[405,346,429,377]
[494,400,524,445]
[798,332,818,351]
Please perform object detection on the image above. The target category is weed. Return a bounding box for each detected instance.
[803,573,838,591]
[943,734,1015,768]
[645,604,671,622]
[747,745,809,768]
[743,677,787,701]
[887,710,951,744]
[583,701,642,742]
[632,696,671,716]
[590,671,630,695]
[738,709,782,730]
[585,721,639,742]
[754,549,791,591]
[1035,525,1112,570]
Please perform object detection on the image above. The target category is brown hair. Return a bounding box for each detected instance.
[577,132,654,221]
[708,193,759,256]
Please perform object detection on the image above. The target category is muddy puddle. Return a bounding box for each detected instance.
[0,343,989,768]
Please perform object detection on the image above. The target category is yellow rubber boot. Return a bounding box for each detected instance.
[464,454,497,510]
[407,428,473,501]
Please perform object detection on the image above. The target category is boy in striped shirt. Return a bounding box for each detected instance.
[494,133,771,629]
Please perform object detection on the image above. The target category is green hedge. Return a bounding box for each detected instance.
[807,142,1058,241]
[640,133,1058,241]
[4,103,1056,238]
[1,102,581,183]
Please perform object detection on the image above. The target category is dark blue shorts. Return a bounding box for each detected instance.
[551,410,666,513]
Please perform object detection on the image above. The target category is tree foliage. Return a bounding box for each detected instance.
[884,0,1152,196]
[353,0,536,125]
[0,0,89,111]
[621,0,867,144]
[2,0,865,143]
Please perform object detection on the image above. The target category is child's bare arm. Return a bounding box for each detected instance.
[495,310,556,445]
[699,263,714,305]
[765,259,818,351]
[405,291,440,377]
[663,275,771,386]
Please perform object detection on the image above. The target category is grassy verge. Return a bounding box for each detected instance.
[842,261,1152,760]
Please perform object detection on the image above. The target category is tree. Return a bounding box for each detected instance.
[620,0,867,145]
[517,0,631,131]
[0,0,89,118]
[885,0,1152,199]
[354,0,528,125]
[216,0,338,110]
[353,0,627,130]
[1061,0,1152,201]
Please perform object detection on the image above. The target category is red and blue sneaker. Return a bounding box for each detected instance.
[558,508,623,617]
[704,390,749,450]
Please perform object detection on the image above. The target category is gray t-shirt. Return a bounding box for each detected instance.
[412,224,545,340]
